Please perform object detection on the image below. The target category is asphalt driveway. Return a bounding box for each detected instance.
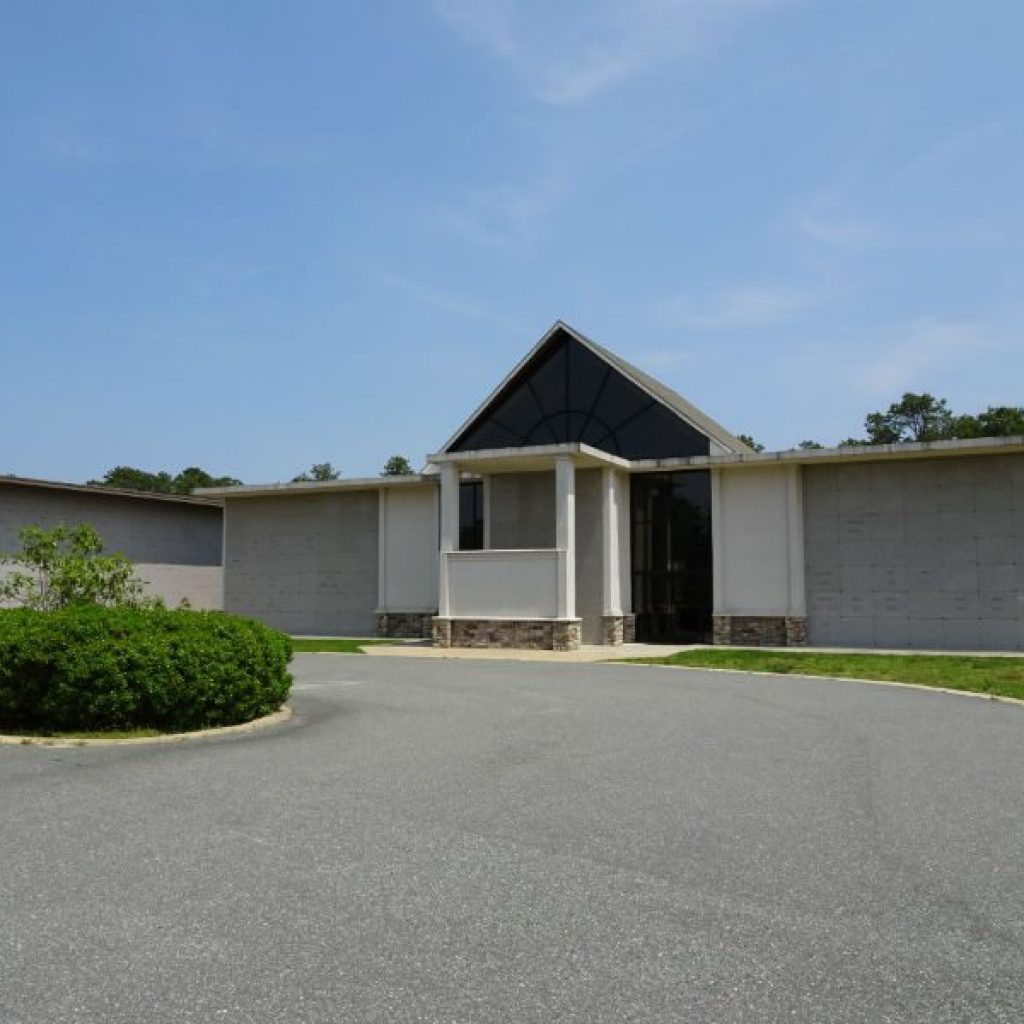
[2,655,1023,1023]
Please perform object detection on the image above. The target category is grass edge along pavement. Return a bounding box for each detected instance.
[290,636,394,654]
[621,648,1024,702]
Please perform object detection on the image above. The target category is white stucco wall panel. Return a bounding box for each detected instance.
[379,486,438,612]
[447,550,559,618]
[714,465,803,616]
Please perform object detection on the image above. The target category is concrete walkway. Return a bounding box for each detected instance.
[364,640,1024,662]
[364,640,697,662]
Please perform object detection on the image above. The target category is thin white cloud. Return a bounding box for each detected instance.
[852,320,990,397]
[429,0,787,105]
[434,168,569,253]
[374,272,495,321]
[655,284,818,329]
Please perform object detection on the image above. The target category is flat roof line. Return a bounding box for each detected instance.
[0,475,223,507]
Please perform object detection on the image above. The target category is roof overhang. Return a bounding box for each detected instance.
[427,442,632,474]
[195,474,436,499]
[0,475,223,507]
[631,434,1024,472]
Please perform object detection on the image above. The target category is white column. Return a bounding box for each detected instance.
[555,456,576,619]
[710,467,725,615]
[437,462,460,616]
[786,465,806,617]
[601,468,621,615]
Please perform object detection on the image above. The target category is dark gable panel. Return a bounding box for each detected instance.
[449,329,711,459]
[611,403,709,460]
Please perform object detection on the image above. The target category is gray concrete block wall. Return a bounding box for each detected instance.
[489,472,555,549]
[0,484,222,565]
[574,469,603,645]
[223,491,379,635]
[803,455,1024,650]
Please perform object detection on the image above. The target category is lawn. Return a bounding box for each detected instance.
[623,649,1024,701]
[290,636,394,654]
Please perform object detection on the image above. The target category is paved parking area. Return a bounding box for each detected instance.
[2,655,1023,1022]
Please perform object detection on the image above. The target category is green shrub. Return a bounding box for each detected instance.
[0,607,292,734]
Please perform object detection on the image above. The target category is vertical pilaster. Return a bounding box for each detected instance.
[438,462,459,617]
[601,468,621,615]
[555,456,576,619]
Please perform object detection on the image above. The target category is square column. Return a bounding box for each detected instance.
[437,462,459,617]
[555,456,576,619]
[600,468,635,645]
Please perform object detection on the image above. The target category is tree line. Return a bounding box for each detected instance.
[90,455,416,495]
[739,393,1024,452]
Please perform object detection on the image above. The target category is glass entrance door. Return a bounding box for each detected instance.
[631,471,712,643]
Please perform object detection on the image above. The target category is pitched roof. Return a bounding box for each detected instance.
[439,320,753,456]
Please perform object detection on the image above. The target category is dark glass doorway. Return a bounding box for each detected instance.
[631,471,713,643]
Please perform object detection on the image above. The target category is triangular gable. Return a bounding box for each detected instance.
[441,321,750,460]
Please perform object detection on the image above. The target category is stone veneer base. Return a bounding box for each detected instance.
[376,611,436,640]
[600,614,637,646]
[432,617,582,652]
[712,615,808,647]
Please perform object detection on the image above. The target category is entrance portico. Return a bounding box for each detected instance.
[430,444,634,651]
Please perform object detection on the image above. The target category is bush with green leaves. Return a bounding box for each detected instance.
[0,607,292,734]
[0,523,151,610]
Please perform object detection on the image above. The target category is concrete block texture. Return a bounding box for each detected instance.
[804,454,1024,650]
[0,483,222,565]
[488,472,555,549]
[224,492,379,635]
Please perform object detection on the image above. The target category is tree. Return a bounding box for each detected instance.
[171,466,242,492]
[952,406,1024,439]
[737,433,764,452]
[381,454,414,476]
[797,440,824,450]
[292,462,341,482]
[0,523,150,611]
[89,466,241,495]
[863,393,954,444]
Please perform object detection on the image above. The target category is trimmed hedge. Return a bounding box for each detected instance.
[0,607,292,734]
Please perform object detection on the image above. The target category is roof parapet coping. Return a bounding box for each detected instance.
[195,474,435,499]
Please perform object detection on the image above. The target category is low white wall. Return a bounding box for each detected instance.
[378,486,438,612]
[712,465,804,617]
[446,549,559,618]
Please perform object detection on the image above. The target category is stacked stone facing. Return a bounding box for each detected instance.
[712,615,807,647]
[376,612,435,639]
[600,614,637,646]
[431,618,583,651]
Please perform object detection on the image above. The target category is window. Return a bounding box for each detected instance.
[459,480,484,550]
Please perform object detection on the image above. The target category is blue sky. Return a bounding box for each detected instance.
[2,0,1021,483]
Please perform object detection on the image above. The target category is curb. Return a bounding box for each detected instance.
[623,662,1024,708]
[0,705,294,748]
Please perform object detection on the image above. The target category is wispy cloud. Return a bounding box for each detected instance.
[429,0,787,105]
[434,168,569,253]
[852,319,990,397]
[655,284,818,329]
[374,272,495,321]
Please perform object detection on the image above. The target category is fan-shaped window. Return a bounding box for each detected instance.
[450,330,709,460]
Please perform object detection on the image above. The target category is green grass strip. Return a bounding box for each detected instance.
[289,637,393,654]
[622,649,1024,701]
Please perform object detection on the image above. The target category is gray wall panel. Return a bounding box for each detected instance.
[224,492,379,635]
[489,472,555,549]
[575,469,603,643]
[0,484,222,565]
[804,454,1024,650]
